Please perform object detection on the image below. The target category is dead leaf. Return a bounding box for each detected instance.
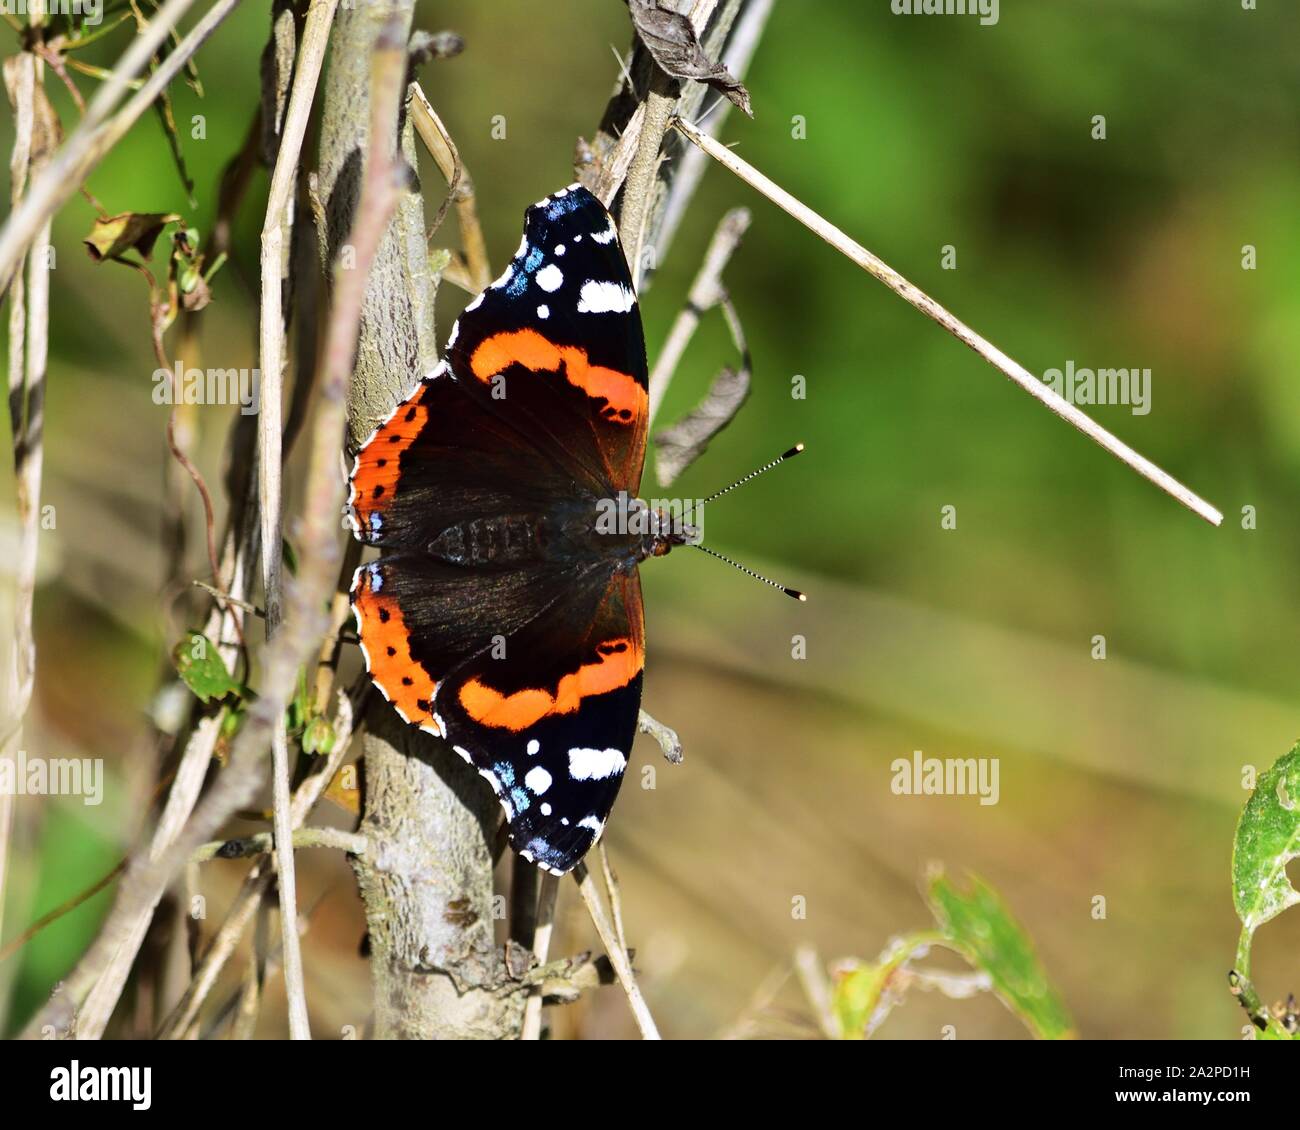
[324,765,361,815]
[653,364,751,486]
[83,212,181,262]
[628,0,753,117]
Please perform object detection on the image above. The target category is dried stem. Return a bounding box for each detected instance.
[672,115,1224,527]
[521,875,559,1040]
[257,0,338,1045]
[647,204,750,423]
[21,1,396,1046]
[573,863,660,1039]
[0,49,48,954]
[409,81,491,292]
[638,709,683,765]
[156,689,356,1039]
[192,826,367,863]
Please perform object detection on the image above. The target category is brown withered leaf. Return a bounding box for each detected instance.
[324,764,361,815]
[627,0,753,117]
[83,212,181,262]
[653,364,751,487]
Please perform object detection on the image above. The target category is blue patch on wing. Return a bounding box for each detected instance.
[505,246,545,298]
[545,192,585,221]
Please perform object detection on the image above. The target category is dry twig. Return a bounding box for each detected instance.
[257,0,339,1044]
[573,863,660,1039]
[671,115,1224,527]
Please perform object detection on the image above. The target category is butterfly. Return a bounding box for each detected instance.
[346,184,688,876]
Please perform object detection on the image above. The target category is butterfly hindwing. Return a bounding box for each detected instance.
[436,569,645,874]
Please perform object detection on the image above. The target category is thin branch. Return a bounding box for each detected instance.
[258,0,338,1045]
[0,49,45,958]
[652,0,773,266]
[793,945,838,1040]
[672,115,1224,528]
[521,874,559,1040]
[597,844,628,958]
[156,688,356,1039]
[619,72,677,292]
[193,826,367,863]
[647,204,750,423]
[409,81,491,292]
[637,708,683,765]
[573,862,660,1040]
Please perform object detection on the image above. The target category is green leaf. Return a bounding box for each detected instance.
[926,867,1075,1040]
[287,670,313,734]
[172,632,239,704]
[830,934,932,1039]
[1232,741,1300,975]
[301,717,335,757]
[831,962,888,1041]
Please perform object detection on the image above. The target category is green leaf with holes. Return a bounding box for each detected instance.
[1232,742,1300,975]
[172,632,239,704]
[926,867,1075,1040]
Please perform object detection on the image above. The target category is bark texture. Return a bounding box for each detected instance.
[319,0,522,1040]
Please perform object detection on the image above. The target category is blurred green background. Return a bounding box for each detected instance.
[3,0,1300,1038]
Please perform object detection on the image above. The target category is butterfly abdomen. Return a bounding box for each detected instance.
[427,514,550,567]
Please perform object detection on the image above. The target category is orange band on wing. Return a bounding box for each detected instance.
[469,329,645,425]
[458,637,642,731]
[351,396,430,532]
[353,574,441,734]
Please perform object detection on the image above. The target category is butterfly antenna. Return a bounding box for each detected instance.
[698,443,804,508]
[689,543,807,602]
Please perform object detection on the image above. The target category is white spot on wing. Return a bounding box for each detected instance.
[537,304,549,319]
[525,766,553,795]
[540,802,552,816]
[578,815,604,835]
[576,280,636,314]
[527,739,540,755]
[554,244,566,256]
[591,224,616,245]
[568,747,626,781]
[536,263,564,293]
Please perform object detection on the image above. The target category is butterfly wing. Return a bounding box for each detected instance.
[348,363,581,551]
[436,567,644,874]
[351,556,644,873]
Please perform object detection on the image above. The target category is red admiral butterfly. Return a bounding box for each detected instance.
[347,184,798,875]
